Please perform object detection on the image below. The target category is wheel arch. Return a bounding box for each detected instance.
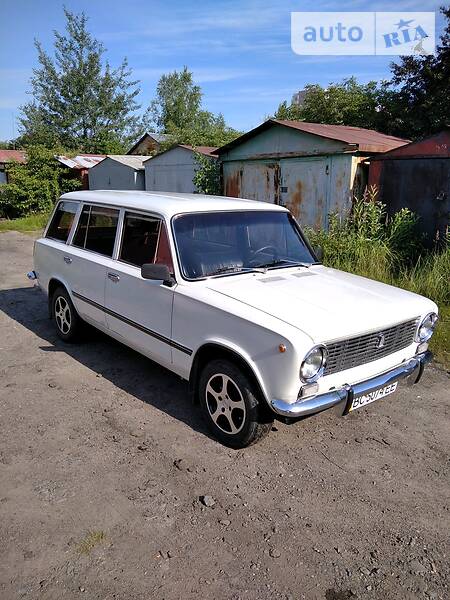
[189,342,270,411]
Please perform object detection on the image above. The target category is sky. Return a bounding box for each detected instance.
[0,0,445,142]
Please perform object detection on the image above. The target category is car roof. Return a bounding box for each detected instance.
[60,190,288,219]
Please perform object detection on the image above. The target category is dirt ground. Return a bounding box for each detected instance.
[0,231,449,600]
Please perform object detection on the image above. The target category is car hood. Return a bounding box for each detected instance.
[205,265,433,343]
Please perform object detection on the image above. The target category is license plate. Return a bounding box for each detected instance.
[349,381,398,412]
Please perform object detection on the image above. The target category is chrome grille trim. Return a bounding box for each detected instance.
[324,318,419,375]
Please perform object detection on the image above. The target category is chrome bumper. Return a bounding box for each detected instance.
[271,351,432,419]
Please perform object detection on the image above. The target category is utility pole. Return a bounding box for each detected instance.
[11,111,16,148]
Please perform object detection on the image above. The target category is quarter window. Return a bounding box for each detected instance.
[46,201,78,242]
[73,205,119,257]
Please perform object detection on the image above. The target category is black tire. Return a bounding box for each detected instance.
[51,286,83,343]
[199,359,273,448]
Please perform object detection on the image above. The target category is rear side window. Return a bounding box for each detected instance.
[73,204,119,257]
[46,201,78,242]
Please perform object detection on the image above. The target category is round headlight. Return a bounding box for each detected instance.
[415,312,438,342]
[300,345,327,382]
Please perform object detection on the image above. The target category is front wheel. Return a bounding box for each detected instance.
[199,359,273,448]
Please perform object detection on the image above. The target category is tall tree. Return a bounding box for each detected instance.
[145,67,202,133]
[273,78,382,130]
[143,67,241,147]
[18,9,141,152]
[380,6,450,139]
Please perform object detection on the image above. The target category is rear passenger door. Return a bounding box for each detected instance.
[104,211,174,369]
[68,204,120,328]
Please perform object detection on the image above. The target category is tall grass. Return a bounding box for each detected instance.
[306,188,449,366]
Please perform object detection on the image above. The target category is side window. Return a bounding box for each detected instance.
[73,204,119,257]
[119,212,174,272]
[119,213,161,268]
[46,201,78,242]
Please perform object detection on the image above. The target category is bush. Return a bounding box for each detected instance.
[0,145,81,218]
[193,153,221,195]
[306,186,422,282]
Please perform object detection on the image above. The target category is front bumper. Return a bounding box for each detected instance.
[271,351,432,419]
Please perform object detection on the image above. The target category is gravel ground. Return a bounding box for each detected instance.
[0,231,449,600]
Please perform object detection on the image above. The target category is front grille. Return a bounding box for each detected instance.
[324,318,418,376]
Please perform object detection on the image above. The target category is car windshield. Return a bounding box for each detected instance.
[173,210,317,279]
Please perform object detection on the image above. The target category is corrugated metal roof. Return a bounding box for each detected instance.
[56,154,106,169]
[148,132,169,143]
[143,144,218,163]
[104,155,146,170]
[215,119,409,155]
[179,144,218,157]
[127,132,169,154]
[274,120,409,152]
[368,127,450,160]
[0,149,27,164]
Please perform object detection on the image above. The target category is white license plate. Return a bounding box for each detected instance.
[349,381,398,412]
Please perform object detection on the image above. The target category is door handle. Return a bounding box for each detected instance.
[108,272,120,283]
[63,256,72,264]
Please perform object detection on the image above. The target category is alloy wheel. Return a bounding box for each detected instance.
[205,373,246,434]
[54,295,72,335]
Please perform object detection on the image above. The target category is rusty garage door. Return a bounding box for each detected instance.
[280,158,329,229]
[380,158,450,243]
[224,162,280,204]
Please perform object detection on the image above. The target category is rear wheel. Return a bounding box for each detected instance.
[199,359,273,448]
[51,287,83,342]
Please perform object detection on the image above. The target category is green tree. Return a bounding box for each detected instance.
[143,67,241,148]
[273,78,381,129]
[193,153,221,195]
[0,146,80,218]
[18,9,141,153]
[380,6,450,139]
[145,67,202,133]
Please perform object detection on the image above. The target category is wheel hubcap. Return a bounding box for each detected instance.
[205,373,246,434]
[54,296,71,334]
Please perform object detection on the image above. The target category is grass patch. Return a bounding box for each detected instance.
[76,530,105,555]
[0,212,49,233]
[430,305,449,367]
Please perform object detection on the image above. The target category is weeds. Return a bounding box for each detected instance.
[306,189,449,367]
[76,530,105,555]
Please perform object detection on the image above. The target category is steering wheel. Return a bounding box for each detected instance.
[249,245,278,266]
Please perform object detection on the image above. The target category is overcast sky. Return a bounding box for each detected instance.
[0,0,445,141]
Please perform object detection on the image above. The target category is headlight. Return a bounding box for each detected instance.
[300,345,328,382]
[415,312,438,342]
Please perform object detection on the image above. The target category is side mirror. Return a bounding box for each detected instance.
[314,246,323,262]
[141,263,174,286]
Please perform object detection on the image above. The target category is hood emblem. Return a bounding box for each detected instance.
[376,333,386,349]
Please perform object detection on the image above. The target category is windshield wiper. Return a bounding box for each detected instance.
[210,266,266,276]
[253,259,312,270]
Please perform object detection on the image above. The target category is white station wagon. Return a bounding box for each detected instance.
[29,191,438,448]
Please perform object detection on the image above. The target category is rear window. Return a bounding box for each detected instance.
[73,204,119,257]
[46,201,78,242]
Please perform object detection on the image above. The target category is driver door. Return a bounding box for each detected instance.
[104,211,174,369]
